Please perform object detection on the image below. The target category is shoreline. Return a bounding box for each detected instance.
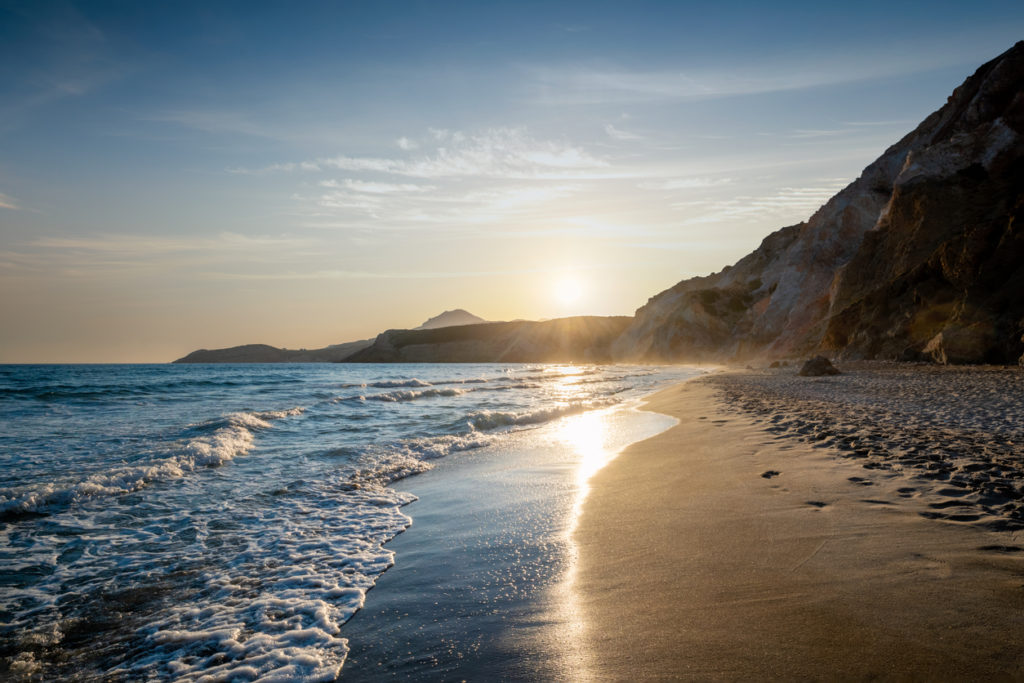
[575,371,1024,680]
[336,384,687,680]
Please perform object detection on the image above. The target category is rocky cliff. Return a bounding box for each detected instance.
[615,41,1024,365]
[344,317,633,363]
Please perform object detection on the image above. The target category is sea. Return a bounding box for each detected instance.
[0,362,701,681]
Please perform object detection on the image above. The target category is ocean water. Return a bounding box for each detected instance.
[0,363,698,680]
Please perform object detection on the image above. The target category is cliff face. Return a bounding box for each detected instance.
[822,46,1024,364]
[616,41,1024,365]
[345,317,633,363]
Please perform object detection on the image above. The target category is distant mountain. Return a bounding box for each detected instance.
[415,309,487,330]
[345,317,632,363]
[173,339,372,363]
[614,41,1024,366]
[173,309,485,363]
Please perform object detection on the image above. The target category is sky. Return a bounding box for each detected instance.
[1,1,1022,362]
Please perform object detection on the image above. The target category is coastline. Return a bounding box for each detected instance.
[575,370,1024,680]
[336,388,684,680]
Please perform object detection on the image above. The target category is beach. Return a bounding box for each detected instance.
[576,365,1024,680]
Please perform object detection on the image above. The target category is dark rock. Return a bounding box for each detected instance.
[923,325,997,365]
[769,360,781,368]
[345,316,632,363]
[798,356,841,376]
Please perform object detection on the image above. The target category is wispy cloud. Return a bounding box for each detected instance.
[30,232,309,254]
[1,232,322,280]
[0,5,135,134]
[677,179,851,225]
[524,44,988,106]
[0,193,19,210]
[639,177,732,191]
[148,110,275,139]
[789,128,855,139]
[320,179,435,194]
[240,128,611,180]
[604,123,642,140]
[395,136,419,150]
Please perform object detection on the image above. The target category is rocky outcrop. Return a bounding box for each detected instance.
[344,317,632,363]
[615,41,1024,365]
[820,45,1024,364]
[798,356,840,377]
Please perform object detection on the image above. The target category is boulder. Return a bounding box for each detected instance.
[922,325,995,365]
[798,356,841,376]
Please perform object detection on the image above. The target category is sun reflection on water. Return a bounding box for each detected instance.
[557,410,614,532]
[547,407,620,681]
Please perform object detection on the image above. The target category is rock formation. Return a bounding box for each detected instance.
[615,41,1024,365]
[344,317,632,363]
[798,356,841,377]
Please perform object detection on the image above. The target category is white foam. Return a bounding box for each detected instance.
[0,407,306,517]
[367,379,432,388]
[367,388,466,402]
[466,399,618,432]
[124,483,415,682]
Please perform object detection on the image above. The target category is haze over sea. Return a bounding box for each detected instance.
[0,362,699,680]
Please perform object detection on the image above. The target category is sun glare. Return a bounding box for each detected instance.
[555,276,584,306]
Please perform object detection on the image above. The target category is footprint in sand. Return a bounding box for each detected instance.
[847,476,873,486]
[805,501,829,509]
[897,487,917,498]
[978,545,1023,553]
[929,499,971,509]
[761,470,781,479]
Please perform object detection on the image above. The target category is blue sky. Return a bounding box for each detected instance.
[1,0,1022,361]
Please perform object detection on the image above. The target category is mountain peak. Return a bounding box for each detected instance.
[415,309,487,330]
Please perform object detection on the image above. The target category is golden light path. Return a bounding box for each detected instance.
[542,367,678,680]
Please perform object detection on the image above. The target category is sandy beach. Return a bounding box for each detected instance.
[575,366,1024,680]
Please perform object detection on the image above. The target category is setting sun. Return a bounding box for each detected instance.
[555,276,584,306]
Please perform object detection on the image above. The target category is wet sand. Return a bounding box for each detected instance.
[575,369,1024,680]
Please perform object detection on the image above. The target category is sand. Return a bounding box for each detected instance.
[575,367,1024,681]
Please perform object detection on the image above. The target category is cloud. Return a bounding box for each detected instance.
[789,128,854,139]
[320,179,435,194]
[2,232,322,280]
[677,179,851,225]
[396,136,419,150]
[30,232,309,255]
[639,177,733,191]
[524,43,994,106]
[604,123,642,141]
[149,110,274,139]
[250,128,611,180]
[0,193,19,210]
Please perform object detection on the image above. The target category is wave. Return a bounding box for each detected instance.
[464,399,618,432]
[337,378,433,389]
[335,387,467,404]
[368,388,466,403]
[0,407,305,520]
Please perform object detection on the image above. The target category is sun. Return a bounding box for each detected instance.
[554,276,584,306]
